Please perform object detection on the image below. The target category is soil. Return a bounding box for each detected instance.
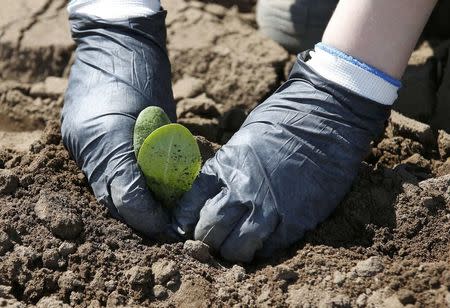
[1,1,450,307]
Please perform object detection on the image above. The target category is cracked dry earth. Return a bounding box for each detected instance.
[1,0,450,307]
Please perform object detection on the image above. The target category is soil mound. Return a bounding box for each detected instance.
[0,0,449,307]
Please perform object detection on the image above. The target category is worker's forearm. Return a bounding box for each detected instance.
[322,0,437,79]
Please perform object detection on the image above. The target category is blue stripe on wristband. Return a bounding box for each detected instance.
[316,43,402,88]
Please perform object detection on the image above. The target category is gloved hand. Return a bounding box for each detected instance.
[173,52,391,262]
[257,0,338,52]
[62,11,176,239]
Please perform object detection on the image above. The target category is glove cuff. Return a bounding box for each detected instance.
[68,0,161,20]
[306,43,401,106]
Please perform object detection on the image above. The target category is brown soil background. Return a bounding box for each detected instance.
[1,1,450,307]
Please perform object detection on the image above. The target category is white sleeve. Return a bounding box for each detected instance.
[68,0,161,20]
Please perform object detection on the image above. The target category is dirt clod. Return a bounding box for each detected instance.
[173,76,205,101]
[58,271,77,291]
[36,296,69,308]
[390,110,435,145]
[0,231,13,256]
[274,265,298,282]
[0,170,19,195]
[35,192,83,240]
[438,129,450,159]
[183,240,211,263]
[333,271,346,286]
[352,257,384,277]
[42,249,59,270]
[126,266,153,299]
[153,284,168,300]
[397,289,416,305]
[152,259,179,286]
[57,242,76,257]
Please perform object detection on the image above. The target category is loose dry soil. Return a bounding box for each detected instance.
[0,1,450,307]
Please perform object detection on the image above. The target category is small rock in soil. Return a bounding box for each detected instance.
[333,271,346,286]
[166,279,178,290]
[58,270,77,291]
[42,248,60,269]
[106,290,127,307]
[438,130,450,159]
[173,75,205,101]
[353,256,384,277]
[0,230,13,255]
[183,240,211,262]
[225,265,246,282]
[126,266,152,289]
[274,265,298,282]
[58,242,77,257]
[390,110,435,145]
[50,212,83,240]
[396,289,416,305]
[0,170,19,195]
[152,259,179,285]
[153,284,168,299]
[105,280,117,292]
[36,296,69,308]
[356,294,368,307]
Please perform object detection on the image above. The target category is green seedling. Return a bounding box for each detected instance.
[134,107,201,207]
[133,106,171,156]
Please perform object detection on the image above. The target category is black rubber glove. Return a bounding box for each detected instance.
[62,11,176,238]
[173,52,391,262]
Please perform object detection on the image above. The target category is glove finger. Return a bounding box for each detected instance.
[172,162,222,238]
[219,199,279,263]
[110,152,170,239]
[256,216,307,259]
[194,188,247,252]
[74,114,171,240]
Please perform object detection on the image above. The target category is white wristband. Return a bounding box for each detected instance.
[68,0,161,20]
[306,43,401,106]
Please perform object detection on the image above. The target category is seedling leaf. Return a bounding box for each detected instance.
[137,123,201,207]
[133,106,171,157]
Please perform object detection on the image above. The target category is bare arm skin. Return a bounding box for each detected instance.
[322,0,437,79]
